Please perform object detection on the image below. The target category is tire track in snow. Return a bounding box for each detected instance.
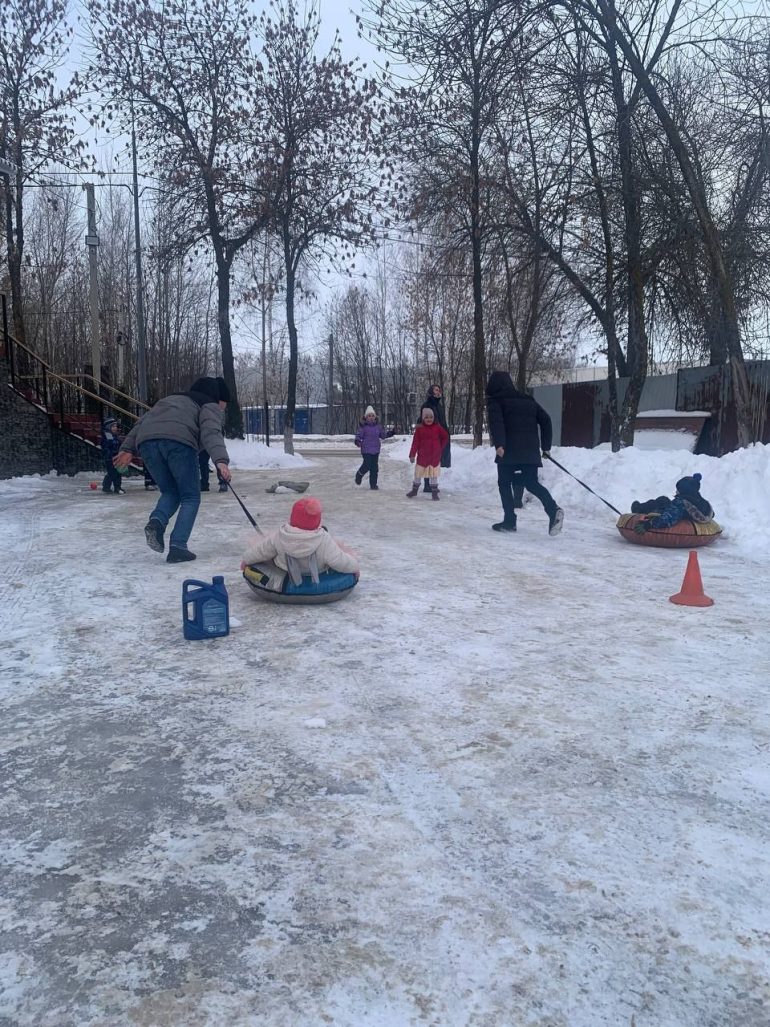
[0,499,42,632]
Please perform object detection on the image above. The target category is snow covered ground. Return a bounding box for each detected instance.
[1,442,769,1026]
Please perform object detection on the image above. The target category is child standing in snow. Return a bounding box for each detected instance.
[101,417,125,494]
[354,406,393,490]
[632,473,715,534]
[406,407,449,501]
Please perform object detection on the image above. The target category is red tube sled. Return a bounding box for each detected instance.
[616,513,721,548]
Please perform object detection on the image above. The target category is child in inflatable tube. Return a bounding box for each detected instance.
[241,497,360,599]
[631,473,715,535]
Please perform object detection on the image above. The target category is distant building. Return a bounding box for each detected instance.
[242,404,333,436]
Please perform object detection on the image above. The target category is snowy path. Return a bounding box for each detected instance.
[1,457,769,1027]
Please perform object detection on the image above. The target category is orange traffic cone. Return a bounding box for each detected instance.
[669,550,714,607]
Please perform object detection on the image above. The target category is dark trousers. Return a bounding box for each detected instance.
[357,453,380,487]
[102,460,122,492]
[199,450,226,490]
[634,496,671,514]
[498,464,557,522]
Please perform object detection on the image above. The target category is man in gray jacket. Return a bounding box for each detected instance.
[115,377,232,563]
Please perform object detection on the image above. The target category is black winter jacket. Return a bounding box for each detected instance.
[486,371,552,467]
[422,389,448,430]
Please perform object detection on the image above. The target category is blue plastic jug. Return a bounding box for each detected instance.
[182,576,230,640]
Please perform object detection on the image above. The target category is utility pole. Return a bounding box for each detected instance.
[261,240,270,446]
[328,333,334,434]
[131,105,148,403]
[116,330,125,387]
[84,184,100,386]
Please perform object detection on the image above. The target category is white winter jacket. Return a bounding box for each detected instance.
[242,524,359,576]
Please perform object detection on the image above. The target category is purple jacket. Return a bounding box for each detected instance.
[355,421,390,455]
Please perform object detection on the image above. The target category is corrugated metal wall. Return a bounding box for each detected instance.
[531,383,563,445]
[639,373,678,411]
[533,364,769,454]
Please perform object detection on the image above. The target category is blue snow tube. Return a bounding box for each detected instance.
[243,563,358,605]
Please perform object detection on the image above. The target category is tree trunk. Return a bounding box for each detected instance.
[211,245,243,438]
[3,166,26,347]
[283,231,298,456]
[596,0,754,446]
[612,72,648,447]
[470,137,486,447]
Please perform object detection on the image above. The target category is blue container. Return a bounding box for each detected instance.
[182,576,230,640]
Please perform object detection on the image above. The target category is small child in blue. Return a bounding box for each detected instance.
[632,473,714,534]
[101,417,125,494]
[354,406,393,490]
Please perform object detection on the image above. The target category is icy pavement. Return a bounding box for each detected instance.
[1,454,769,1027]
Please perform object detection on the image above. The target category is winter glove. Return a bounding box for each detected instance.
[633,520,650,534]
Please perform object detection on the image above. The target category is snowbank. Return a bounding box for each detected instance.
[386,438,770,557]
[226,438,309,470]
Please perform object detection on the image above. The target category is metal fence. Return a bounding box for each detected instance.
[533,363,770,455]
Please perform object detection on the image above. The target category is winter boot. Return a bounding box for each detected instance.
[492,519,517,532]
[406,483,419,498]
[370,484,379,490]
[144,518,165,553]
[422,478,432,493]
[167,546,197,563]
[548,508,564,537]
[355,471,363,486]
[218,481,228,493]
[200,482,210,492]
[431,485,440,501]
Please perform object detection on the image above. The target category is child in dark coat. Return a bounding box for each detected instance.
[406,407,449,501]
[354,406,393,490]
[632,473,715,534]
[101,417,124,494]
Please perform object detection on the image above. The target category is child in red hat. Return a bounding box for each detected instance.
[241,497,359,579]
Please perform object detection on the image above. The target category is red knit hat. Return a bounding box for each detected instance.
[289,497,322,531]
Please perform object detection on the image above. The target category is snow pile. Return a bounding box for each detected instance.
[226,438,309,470]
[386,438,770,557]
[632,429,698,452]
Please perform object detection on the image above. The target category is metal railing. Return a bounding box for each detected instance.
[2,296,149,440]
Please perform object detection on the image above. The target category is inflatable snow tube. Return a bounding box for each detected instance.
[616,513,722,548]
[243,563,358,604]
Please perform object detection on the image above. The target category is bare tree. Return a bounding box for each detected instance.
[571,0,758,445]
[367,0,529,445]
[87,0,277,435]
[0,0,84,345]
[259,0,393,453]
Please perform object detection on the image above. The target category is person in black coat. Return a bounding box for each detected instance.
[421,384,451,491]
[199,450,228,492]
[486,370,564,535]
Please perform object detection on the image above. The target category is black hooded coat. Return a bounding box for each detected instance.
[486,371,552,467]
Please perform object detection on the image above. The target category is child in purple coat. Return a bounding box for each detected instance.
[354,406,393,490]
